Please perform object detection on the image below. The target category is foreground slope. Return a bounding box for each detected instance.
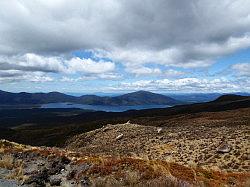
[0,140,249,187]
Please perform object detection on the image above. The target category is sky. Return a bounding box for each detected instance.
[0,0,250,93]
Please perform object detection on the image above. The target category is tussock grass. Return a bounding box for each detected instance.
[6,162,26,181]
[0,154,14,169]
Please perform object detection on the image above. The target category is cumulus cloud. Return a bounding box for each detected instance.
[60,76,95,82]
[113,78,249,92]
[0,53,66,73]
[93,34,250,69]
[126,65,162,76]
[0,53,115,74]
[0,71,53,83]
[163,69,186,77]
[61,73,122,82]
[124,65,185,77]
[0,0,250,64]
[67,57,115,74]
[0,0,250,91]
[0,53,115,84]
[232,63,250,77]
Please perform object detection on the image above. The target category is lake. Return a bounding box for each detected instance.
[41,103,170,112]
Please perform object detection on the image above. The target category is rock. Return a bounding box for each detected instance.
[125,120,131,124]
[13,152,24,159]
[102,127,110,132]
[157,127,163,133]
[60,156,71,164]
[80,176,91,186]
[102,124,113,132]
[23,169,48,186]
[78,163,91,172]
[116,134,124,140]
[48,159,65,175]
[37,162,45,167]
[49,178,62,186]
[66,170,76,180]
[217,143,231,153]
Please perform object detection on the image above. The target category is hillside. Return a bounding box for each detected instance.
[67,109,250,173]
[0,140,249,187]
[0,90,77,105]
[0,95,249,186]
[0,94,249,146]
[212,94,250,102]
[0,90,181,106]
[113,90,179,105]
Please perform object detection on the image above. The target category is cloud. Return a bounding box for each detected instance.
[163,69,186,77]
[126,65,162,76]
[61,73,122,82]
[232,63,250,77]
[124,65,185,77]
[0,0,120,55]
[0,71,53,83]
[93,34,250,69]
[67,57,115,74]
[0,53,115,74]
[0,0,249,67]
[0,53,115,83]
[110,78,249,92]
[0,54,65,73]
[60,76,95,82]
[98,73,122,80]
[0,0,250,92]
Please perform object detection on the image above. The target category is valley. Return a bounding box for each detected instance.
[0,94,249,186]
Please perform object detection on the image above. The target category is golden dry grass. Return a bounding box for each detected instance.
[0,154,14,169]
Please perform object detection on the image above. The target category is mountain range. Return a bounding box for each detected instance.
[0,90,182,106]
